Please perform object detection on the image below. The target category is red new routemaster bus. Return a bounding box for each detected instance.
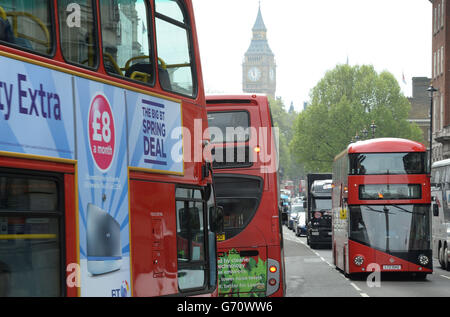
[332,138,432,279]
[0,0,221,297]
[206,94,285,297]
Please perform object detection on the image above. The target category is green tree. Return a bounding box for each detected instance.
[290,64,424,172]
[267,96,303,180]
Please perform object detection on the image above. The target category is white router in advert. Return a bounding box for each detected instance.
[86,203,122,275]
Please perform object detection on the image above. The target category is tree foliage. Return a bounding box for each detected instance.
[290,64,424,172]
[267,96,303,180]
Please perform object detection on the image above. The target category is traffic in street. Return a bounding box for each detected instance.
[283,227,450,297]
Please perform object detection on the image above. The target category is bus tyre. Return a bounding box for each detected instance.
[444,244,449,271]
[439,245,446,269]
[414,273,427,280]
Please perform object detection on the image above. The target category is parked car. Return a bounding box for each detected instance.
[288,204,303,231]
[288,211,297,231]
[294,206,307,237]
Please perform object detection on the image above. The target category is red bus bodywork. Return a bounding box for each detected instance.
[332,138,432,277]
[206,95,285,297]
[0,0,218,297]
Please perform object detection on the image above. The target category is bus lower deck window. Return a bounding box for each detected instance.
[0,174,63,297]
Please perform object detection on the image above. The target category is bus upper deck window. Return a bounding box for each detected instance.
[58,0,97,68]
[0,1,53,55]
[155,0,196,97]
[99,0,153,84]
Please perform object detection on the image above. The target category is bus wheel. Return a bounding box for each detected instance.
[439,245,446,269]
[444,244,449,271]
[413,273,427,280]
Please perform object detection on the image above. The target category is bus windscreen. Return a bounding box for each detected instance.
[349,152,427,175]
[349,205,430,252]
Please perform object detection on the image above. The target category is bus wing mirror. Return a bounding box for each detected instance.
[303,201,307,208]
[433,204,439,217]
[213,206,224,234]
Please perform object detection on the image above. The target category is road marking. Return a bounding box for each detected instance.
[285,231,373,298]
[350,282,361,292]
[441,275,450,280]
[285,231,371,297]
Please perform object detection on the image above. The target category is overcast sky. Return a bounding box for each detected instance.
[192,0,432,112]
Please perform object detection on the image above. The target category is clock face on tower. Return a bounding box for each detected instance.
[248,67,261,81]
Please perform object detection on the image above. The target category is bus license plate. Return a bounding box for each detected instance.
[382,265,401,270]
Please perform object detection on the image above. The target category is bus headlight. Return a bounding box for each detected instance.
[354,255,364,266]
[418,254,429,266]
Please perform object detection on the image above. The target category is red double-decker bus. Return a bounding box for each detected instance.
[206,94,285,297]
[332,138,432,279]
[0,0,220,297]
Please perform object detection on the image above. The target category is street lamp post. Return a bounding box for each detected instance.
[427,84,438,172]
[362,128,368,140]
[370,122,377,138]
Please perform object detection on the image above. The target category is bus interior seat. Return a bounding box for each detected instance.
[0,17,34,50]
[159,66,172,90]
[0,17,15,43]
[125,62,152,83]
[13,37,33,50]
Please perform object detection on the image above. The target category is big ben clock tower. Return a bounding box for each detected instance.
[242,4,276,96]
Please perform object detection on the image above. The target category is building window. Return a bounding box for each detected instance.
[434,51,436,79]
[437,49,440,76]
[438,4,441,30]
[434,97,438,133]
[441,46,444,76]
[441,93,445,130]
[442,0,445,29]
[435,7,438,34]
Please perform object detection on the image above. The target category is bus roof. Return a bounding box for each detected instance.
[347,138,426,154]
[206,94,268,105]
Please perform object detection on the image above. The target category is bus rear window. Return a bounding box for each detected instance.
[349,152,426,175]
[213,175,262,240]
[207,111,250,143]
[0,1,53,55]
[212,146,253,169]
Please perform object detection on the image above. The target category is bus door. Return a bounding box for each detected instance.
[129,179,217,297]
[431,166,445,260]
